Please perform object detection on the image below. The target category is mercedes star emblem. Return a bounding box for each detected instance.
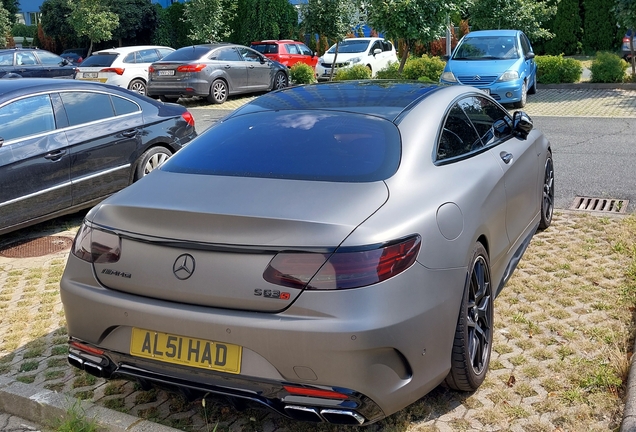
[173,254,195,280]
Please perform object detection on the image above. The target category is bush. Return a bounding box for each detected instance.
[333,64,372,80]
[290,62,315,85]
[376,62,401,79]
[402,55,445,81]
[535,55,582,84]
[11,23,37,38]
[589,52,628,83]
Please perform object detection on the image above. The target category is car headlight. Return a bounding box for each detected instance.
[318,57,324,64]
[498,70,520,81]
[350,57,362,64]
[441,71,457,82]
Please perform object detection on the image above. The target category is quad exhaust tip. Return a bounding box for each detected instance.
[284,405,365,425]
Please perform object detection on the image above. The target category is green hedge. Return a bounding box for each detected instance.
[333,64,372,80]
[535,55,582,84]
[590,52,628,83]
[376,55,446,81]
[290,62,315,85]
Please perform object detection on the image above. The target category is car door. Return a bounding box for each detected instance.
[238,47,271,91]
[14,51,42,77]
[458,95,540,245]
[0,93,71,231]
[35,51,73,78]
[210,47,248,92]
[518,33,536,83]
[59,91,144,205]
[296,42,318,68]
[367,40,384,72]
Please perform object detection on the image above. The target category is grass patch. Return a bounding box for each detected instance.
[19,360,39,372]
[51,345,69,356]
[16,375,36,384]
[72,372,97,388]
[103,397,127,412]
[45,370,66,381]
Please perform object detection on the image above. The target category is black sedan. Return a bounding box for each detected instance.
[0,78,197,235]
[147,43,289,104]
[0,48,77,78]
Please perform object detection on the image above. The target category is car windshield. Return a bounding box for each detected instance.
[162,110,401,182]
[452,36,519,60]
[160,46,212,61]
[251,44,278,54]
[80,54,117,67]
[327,40,370,54]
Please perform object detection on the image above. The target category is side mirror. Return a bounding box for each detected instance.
[0,137,3,148]
[512,111,533,139]
[312,51,317,58]
[526,52,535,60]
[373,48,381,55]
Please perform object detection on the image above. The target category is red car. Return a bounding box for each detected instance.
[250,40,318,69]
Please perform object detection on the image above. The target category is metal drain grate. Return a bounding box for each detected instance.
[0,236,73,258]
[570,196,629,213]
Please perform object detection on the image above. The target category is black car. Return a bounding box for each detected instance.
[0,48,77,78]
[0,78,197,235]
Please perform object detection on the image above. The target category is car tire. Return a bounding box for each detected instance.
[134,147,173,181]
[207,79,228,104]
[539,152,554,230]
[528,74,537,95]
[445,242,493,392]
[513,82,527,108]
[159,95,180,103]
[273,72,288,90]
[128,79,147,95]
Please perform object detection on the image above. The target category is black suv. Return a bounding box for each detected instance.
[0,48,77,78]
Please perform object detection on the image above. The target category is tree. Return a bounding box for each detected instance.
[152,2,191,49]
[107,0,158,46]
[301,0,358,80]
[469,0,557,42]
[184,0,237,43]
[0,5,10,47]
[69,0,119,56]
[615,0,636,74]
[582,0,618,52]
[2,0,18,25]
[41,0,82,51]
[543,0,581,55]
[231,0,299,46]
[367,0,467,73]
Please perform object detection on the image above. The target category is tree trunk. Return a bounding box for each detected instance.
[630,31,635,76]
[87,40,94,57]
[329,40,340,81]
[398,40,410,73]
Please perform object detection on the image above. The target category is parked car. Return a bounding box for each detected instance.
[622,31,634,60]
[315,37,398,80]
[0,78,197,235]
[250,39,318,69]
[60,81,554,425]
[0,48,76,79]
[440,30,537,108]
[147,43,289,104]
[61,48,88,65]
[75,45,174,95]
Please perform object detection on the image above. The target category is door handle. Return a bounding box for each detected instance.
[500,152,513,164]
[121,129,137,138]
[44,150,66,161]
[248,65,255,69]
[224,65,231,69]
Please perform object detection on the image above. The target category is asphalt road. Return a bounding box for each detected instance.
[190,108,636,214]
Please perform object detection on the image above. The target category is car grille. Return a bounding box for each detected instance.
[457,75,498,86]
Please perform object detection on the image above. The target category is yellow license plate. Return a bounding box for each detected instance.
[130,328,242,374]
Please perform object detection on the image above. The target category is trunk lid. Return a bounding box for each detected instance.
[90,170,388,312]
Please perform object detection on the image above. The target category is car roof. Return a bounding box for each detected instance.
[231,81,444,122]
[0,78,142,102]
[464,30,521,38]
[93,45,173,55]
[343,37,385,42]
[252,40,299,44]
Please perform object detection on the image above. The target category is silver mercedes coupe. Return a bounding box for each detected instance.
[61,81,554,425]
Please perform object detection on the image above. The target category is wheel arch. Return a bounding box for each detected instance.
[130,142,173,183]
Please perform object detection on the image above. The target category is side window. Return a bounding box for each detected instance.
[238,47,263,62]
[0,53,13,65]
[111,95,140,116]
[370,41,382,53]
[0,95,56,142]
[213,48,241,61]
[138,49,160,63]
[458,96,510,147]
[17,52,37,65]
[285,44,300,55]
[437,103,480,161]
[520,34,531,56]
[157,48,173,59]
[298,44,313,56]
[123,52,136,63]
[60,92,115,126]
[382,41,392,52]
[37,51,64,65]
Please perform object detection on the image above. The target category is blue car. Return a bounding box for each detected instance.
[440,29,537,108]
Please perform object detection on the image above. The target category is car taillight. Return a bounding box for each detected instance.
[263,235,421,290]
[100,67,125,75]
[148,65,156,73]
[72,223,121,264]
[181,111,195,126]
[176,64,206,73]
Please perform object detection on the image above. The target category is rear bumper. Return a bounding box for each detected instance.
[61,252,467,422]
[147,79,210,98]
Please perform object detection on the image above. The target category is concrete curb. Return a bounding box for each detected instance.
[622,346,636,432]
[540,82,636,90]
[0,376,181,432]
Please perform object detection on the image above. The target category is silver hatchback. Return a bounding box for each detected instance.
[147,43,289,104]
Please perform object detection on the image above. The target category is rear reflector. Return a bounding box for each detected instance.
[177,64,206,73]
[70,340,105,356]
[283,385,348,399]
[264,235,421,290]
[100,67,125,75]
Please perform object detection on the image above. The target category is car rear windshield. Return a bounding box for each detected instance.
[80,54,117,67]
[162,110,401,182]
[160,46,212,61]
[251,44,278,54]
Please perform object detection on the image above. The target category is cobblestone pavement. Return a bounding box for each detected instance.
[0,413,46,432]
[0,210,634,432]
[179,86,636,118]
